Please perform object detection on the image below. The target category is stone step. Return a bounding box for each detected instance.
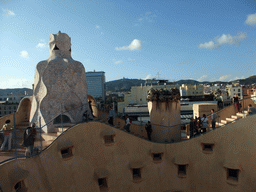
[226,118,235,122]
[221,120,228,124]
[55,127,69,132]
[231,115,239,119]
[216,122,224,127]
[236,113,246,117]
[41,133,57,141]
[57,132,63,136]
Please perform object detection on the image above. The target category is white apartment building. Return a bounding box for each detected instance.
[226,85,243,99]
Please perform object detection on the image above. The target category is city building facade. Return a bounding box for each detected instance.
[0,92,30,117]
[117,83,177,114]
[179,84,204,97]
[226,84,243,99]
[86,71,106,101]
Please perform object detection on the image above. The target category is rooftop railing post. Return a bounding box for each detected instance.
[140,112,143,138]
[113,102,116,127]
[39,116,42,152]
[61,103,63,133]
[243,95,245,118]
[13,112,17,158]
[168,119,171,142]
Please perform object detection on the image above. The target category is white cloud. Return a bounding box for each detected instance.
[127,58,135,61]
[2,8,15,16]
[0,78,32,89]
[229,76,245,81]
[198,75,208,82]
[96,25,100,29]
[113,59,123,64]
[144,74,155,80]
[36,42,47,48]
[216,32,247,45]
[218,75,231,81]
[116,39,142,51]
[199,32,247,50]
[245,13,256,27]
[135,12,156,26]
[20,51,29,59]
[198,41,218,50]
[197,75,208,82]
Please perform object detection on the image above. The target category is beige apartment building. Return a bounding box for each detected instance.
[117,84,177,113]
[179,84,204,97]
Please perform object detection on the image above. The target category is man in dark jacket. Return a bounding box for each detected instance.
[24,123,37,156]
[145,121,152,140]
[190,118,195,138]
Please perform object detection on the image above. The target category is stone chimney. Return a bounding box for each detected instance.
[147,88,181,142]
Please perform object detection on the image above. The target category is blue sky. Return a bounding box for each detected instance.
[0,0,256,88]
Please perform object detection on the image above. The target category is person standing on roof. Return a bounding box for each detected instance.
[0,120,12,151]
[24,123,37,156]
[145,121,152,140]
[233,94,240,113]
[211,109,217,130]
[201,114,208,133]
[108,106,115,126]
[124,115,131,132]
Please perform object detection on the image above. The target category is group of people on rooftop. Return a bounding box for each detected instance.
[0,120,37,157]
[189,109,217,138]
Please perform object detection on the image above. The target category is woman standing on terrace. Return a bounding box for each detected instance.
[233,94,240,113]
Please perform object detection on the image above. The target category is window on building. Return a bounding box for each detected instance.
[178,165,187,177]
[14,106,16,110]
[238,93,240,96]
[9,107,11,110]
[98,178,108,191]
[4,107,6,110]
[227,168,239,182]
[9,111,11,114]
[132,168,141,181]
[238,89,240,92]
[0,98,2,101]
[0,112,1,115]
[4,112,6,114]
[60,146,73,159]
[0,107,1,110]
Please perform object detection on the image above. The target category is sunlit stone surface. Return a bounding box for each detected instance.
[30,31,90,132]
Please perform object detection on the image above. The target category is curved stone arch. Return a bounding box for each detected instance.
[16,96,32,125]
[53,114,71,124]
[87,95,98,118]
